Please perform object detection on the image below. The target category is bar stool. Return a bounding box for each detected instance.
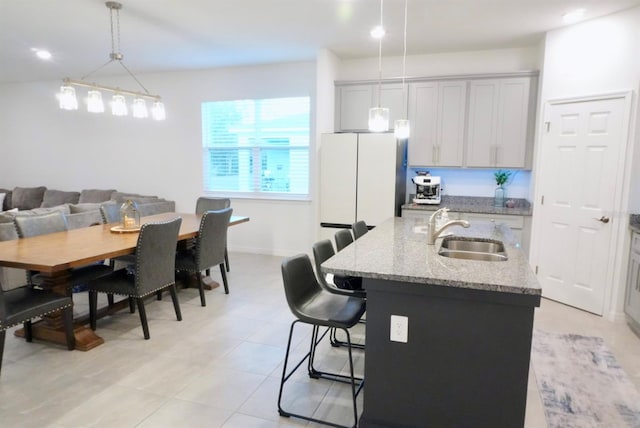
[278,254,365,428]
[352,220,369,240]
[334,229,354,251]
[312,239,366,350]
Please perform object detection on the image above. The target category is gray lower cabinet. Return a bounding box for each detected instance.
[360,277,538,427]
[625,231,640,333]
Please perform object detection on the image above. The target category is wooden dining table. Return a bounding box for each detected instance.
[0,212,249,351]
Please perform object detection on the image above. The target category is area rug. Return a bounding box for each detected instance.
[531,330,640,427]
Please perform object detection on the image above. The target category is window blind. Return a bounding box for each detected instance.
[202,97,310,198]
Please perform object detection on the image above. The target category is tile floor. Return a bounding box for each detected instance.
[1,252,640,427]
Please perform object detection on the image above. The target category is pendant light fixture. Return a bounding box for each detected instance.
[368,0,389,133]
[394,0,411,139]
[58,2,165,120]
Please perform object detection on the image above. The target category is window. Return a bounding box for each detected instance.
[202,97,310,198]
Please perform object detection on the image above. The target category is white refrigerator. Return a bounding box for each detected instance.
[319,132,406,240]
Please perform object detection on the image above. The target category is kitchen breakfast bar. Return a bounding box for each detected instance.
[322,217,541,428]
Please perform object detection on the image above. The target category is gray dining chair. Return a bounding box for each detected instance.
[13,211,67,238]
[100,203,137,272]
[0,222,26,292]
[100,203,121,224]
[13,212,112,288]
[86,217,183,340]
[175,208,233,303]
[1,280,75,376]
[195,197,231,273]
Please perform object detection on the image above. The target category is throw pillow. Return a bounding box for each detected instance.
[79,189,117,203]
[30,205,71,216]
[41,189,80,208]
[0,189,12,211]
[111,192,157,203]
[65,211,104,230]
[11,186,47,210]
[69,203,102,214]
[0,193,5,211]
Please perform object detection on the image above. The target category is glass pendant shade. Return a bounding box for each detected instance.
[368,107,390,132]
[151,101,166,121]
[394,119,411,139]
[111,94,128,116]
[87,90,105,113]
[132,98,148,118]
[59,85,78,110]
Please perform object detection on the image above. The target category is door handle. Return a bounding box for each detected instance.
[594,216,610,224]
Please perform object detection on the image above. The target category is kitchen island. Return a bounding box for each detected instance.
[322,217,541,428]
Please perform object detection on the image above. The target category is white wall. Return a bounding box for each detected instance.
[315,49,342,240]
[0,61,316,256]
[531,7,640,318]
[338,46,541,81]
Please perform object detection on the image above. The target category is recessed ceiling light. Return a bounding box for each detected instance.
[370,25,386,39]
[31,48,52,60]
[562,8,586,25]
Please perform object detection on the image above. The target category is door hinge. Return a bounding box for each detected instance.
[545,122,551,132]
[535,265,539,274]
[541,195,544,205]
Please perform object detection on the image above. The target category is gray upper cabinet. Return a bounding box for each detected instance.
[334,72,537,169]
[466,77,534,168]
[408,80,467,167]
[335,83,406,132]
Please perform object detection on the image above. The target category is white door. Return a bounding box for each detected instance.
[536,95,629,315]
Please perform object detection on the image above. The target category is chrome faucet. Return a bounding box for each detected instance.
[427,207,470,245]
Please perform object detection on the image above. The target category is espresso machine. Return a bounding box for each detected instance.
[412,173,441,204]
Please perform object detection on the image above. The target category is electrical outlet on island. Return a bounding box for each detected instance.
[390,315,408,343]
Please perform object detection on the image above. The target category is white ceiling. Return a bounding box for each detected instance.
[2,0,640,84]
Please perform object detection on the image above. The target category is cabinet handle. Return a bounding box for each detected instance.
[495,146,499,165]
[432,146,437,164]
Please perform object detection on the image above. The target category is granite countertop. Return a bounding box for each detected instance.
[402,195,532,216]
[322,217,541,296]
[631,214,640,233]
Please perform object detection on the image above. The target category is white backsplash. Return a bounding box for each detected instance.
[406,167,532,202]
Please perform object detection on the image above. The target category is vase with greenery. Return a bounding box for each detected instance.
[494,170,511,207]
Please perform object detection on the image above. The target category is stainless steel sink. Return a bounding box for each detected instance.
[441,238,505,253]
[438,237,508,262]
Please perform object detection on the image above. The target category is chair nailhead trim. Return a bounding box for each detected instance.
[0,303,73,331]
[96,282,176,298]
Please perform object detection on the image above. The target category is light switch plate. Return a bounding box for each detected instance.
[390,315,408,343]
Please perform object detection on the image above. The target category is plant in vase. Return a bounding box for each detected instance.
[494,170,512,207]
